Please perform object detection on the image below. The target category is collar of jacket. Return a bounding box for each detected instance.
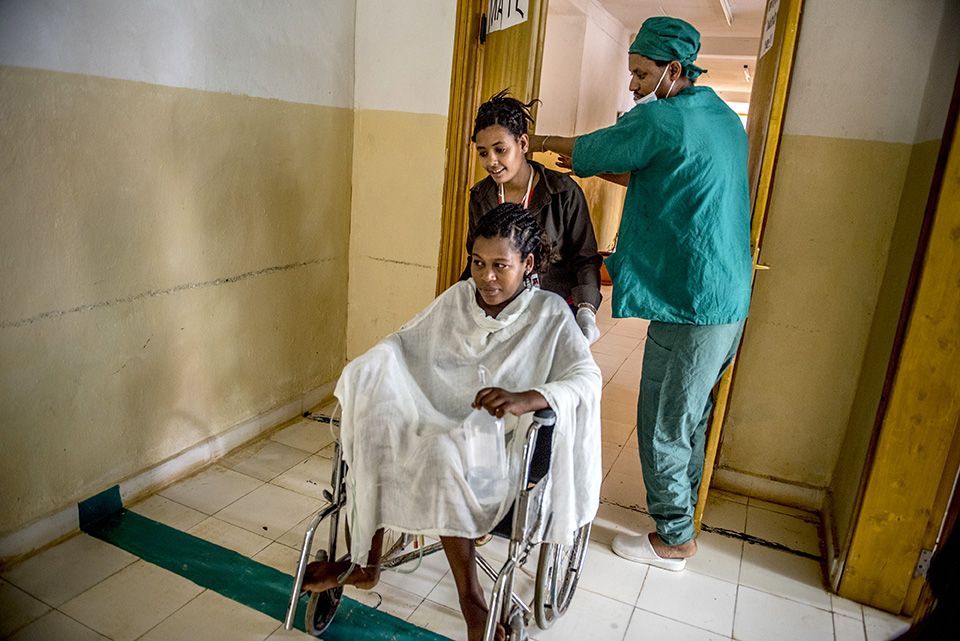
[471,160,574,214]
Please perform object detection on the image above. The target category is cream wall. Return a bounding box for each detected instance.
[0,0,356,545]
[718,0,958,508]
[536,0,630,253]
[346,0,456,357]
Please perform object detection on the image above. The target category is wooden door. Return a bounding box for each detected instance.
[837,71,960,614]
[437,0,549,292]
[693,0,805,529]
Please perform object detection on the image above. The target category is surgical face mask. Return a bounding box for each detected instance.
[635,66,677,105]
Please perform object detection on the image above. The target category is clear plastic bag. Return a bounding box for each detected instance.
[463,366,508,505]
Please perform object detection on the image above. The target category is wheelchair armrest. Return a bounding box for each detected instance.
[533,407,556,426]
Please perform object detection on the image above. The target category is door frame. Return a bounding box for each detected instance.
[437,0,805,532]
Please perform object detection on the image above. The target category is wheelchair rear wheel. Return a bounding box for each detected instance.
[533,522,591,629]
[303,550,344,638]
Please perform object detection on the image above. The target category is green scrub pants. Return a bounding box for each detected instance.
[637,320,745,546]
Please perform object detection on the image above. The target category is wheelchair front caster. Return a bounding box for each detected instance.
[507,609,529,641]
[303,550,343,638]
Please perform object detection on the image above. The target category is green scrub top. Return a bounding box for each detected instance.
[573,86,752,325]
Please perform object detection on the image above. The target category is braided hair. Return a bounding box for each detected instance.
[467,202,556,272]
[472,89,539,141]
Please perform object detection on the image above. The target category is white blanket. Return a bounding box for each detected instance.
[334,280,602,562]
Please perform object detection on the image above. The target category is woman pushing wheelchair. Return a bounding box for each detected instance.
[301,204,602,641]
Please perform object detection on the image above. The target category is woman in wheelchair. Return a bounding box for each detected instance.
[302,203,601,641]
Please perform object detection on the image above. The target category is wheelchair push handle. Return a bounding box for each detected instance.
[533,407,556,426]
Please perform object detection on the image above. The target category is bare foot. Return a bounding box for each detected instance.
[460,594,505,641]
[648,533,698,559]
[301,560,380,593]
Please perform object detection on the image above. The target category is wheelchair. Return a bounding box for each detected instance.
[283,407,592,641]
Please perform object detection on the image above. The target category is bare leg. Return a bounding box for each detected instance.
[440,536,504,641]
[303,528,383,592]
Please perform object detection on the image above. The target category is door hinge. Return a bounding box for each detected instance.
[479,12,487,44]
[915,548,934,578]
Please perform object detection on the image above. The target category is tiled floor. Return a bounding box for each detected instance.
[1,304,913,641]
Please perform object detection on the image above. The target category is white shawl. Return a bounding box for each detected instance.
[334,280,602,561]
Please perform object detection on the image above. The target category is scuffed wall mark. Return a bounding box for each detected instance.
[1,258,337,329]
[142,337,152,349]
[367,256,434,270]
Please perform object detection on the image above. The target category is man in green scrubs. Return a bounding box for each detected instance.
[530,16,751,570]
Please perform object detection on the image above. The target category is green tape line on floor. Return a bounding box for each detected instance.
[80,503,450,641]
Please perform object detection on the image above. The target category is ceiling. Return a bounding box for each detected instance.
[590,0,767,103]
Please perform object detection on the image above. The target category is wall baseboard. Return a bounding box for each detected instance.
[712,467,826,513]
[0,380,336,564]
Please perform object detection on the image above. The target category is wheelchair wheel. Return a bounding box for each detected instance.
[533,522,591,629]
[303,550,344,638]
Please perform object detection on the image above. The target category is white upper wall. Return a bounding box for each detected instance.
[537,0,631,136]
[784,0,952,144]
[0,0,356,108]
[353,0,456,115]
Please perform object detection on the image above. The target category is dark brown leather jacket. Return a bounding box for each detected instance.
[463,161,602,308]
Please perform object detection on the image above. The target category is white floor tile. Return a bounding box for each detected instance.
[576,540,649,605]
[745,506,821,557]
[188,516,273,557]
[264,625,315,640]
[267,625,316,641]
[215,483,321,539]
[130,494,207,531]
[636,567,736,636]
[608,445,643,478]
[159,464,263,515]
[271,455,335,500]
[738,543,831,610]
[591,502,655,546]
[701,495,748,533]
[832,593,864,620]
[685,530,743,584]
[624,608,730,641]
[600,394,639,425]
[376,543,451,599]
[609,317,650,339]
[407,599,467,641]
[601,441,623,476]
[8,610,109,641]
[733,585,833,641]
[863,605,911,641]
[593,333,644,357]
[0,579,50,638]
[60,560,204,641]
[252,542,303,575]
[343,582,425,621]
[600,470,648,511]
[601,418,636,448]
[270,418,337,454]
[139,589,279,641]
[221,440,313,482]
[834,613,867,641]
[1,533,137,606]
[531,587,635,641]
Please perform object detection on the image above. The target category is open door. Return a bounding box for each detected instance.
[437,0,550,292]
[693,0,804,530]
[836,68,960,615]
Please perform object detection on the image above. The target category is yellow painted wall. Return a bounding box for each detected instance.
[347,109,449,356]
[0,65,352,531]
[346,0,455,358]
[722,134,913,486]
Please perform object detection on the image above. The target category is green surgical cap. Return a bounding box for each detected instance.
[629,16,706,80]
